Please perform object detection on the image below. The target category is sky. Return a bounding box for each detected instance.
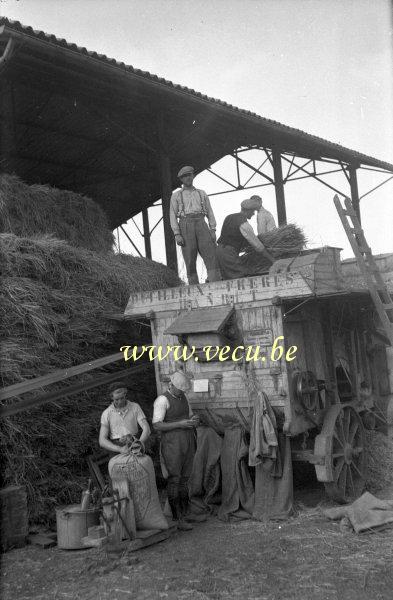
[1,0,392,279]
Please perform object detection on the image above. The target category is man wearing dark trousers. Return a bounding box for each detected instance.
[170,165,221,284]
[152,371,199,531]
[217,197,274,280]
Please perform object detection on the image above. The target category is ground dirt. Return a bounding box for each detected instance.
[1,486,393,600]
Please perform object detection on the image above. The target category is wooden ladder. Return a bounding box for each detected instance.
[333,194,393,346]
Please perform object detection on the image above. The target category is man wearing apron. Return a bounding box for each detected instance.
[152,371,199,531]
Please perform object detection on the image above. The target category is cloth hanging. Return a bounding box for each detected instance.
[253,432,293,521]
[189,426,223,514]
[249,389,279,470]
[218,426,254,521]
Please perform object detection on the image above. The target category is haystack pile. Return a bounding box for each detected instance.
[0,175,181,523]
[241,224,307,275]
[366,430,393,493]
[0,174,114,253]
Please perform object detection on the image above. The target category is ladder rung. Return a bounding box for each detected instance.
[382,303,393,311]
[343,209,357,218]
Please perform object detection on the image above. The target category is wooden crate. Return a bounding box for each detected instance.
[0,485,28,551]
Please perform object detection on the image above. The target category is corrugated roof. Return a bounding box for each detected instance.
[1,17,392,172]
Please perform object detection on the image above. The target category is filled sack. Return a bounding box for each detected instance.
[109,447,168,531]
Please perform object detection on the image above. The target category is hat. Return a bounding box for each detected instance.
[108,381,128,394]
[241,197,262,210]
[170,370,192,392]
[177,165,194,178]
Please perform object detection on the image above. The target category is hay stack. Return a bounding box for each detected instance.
[365,430,393,493]
[241,224,307,275]
[0,174,114,252]
[0,172,182,523]
[0,233,181,523]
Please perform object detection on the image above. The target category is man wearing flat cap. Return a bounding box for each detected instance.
[152,370,199,530]
[170,166,220,284]
[217,197,274,280]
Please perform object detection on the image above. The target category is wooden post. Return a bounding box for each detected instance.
[272,149,287,226]
[0,81,16,174]
[159,151,178,274]
[142,208,152,260]
[349,165,361,223]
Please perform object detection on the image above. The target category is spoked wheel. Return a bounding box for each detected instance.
[314,404,366,504]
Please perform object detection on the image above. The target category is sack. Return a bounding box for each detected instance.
[109,452,168,531]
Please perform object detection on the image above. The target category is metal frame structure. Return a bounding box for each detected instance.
[1,18,393,275]
[121,145,393,260]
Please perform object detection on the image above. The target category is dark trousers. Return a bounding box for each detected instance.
[161,429,196,504]
[179,215,221,284]
[216,244,247,280]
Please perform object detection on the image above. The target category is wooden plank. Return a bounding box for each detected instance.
[125,272,313,315]
[0,363,151,419]
[128,527,175,551]
[27,534,56,549]
[0,352,125,401]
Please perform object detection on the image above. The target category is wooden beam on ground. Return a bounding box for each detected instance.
[0,352,125,401]
[272,149,287,225]
[0,362,151,418]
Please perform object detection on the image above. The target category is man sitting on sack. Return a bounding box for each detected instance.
[153,371,199,531]
[99,381,150,455]
[217,196,274,280]
[170,165,221,284]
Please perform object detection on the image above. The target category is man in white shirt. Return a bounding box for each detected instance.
[152,371,199,530]
[253,195,277,235]
[217,197,274,280]
[170,165,221,284]
[99,382,150,455]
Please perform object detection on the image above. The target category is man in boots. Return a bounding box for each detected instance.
[169,165,221,284]
[152,371,199,530]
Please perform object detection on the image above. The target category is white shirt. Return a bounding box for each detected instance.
[100,401,146,439]
[169,187,216,235]
[152,394,193,424]
[257,207,276,236]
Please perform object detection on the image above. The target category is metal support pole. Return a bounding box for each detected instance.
[142,208,152,259]
[0,81,16,173]
[272,149,287,225]
[349,165,361,223]
[159,151,178,273]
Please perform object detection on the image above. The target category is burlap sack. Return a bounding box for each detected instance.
[109,451,168,531]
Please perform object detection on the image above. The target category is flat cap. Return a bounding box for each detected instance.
[241,197,262,210]
[177,165,195,178]
[170,370,192,392]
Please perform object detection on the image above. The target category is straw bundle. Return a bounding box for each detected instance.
[0,233,181,523]
[365,430,393,493]
[241,224,307,275]
[0,174,114,253]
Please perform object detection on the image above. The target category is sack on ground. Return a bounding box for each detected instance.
[109,452,168,531]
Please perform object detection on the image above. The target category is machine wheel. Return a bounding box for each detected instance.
[314,404,366,504]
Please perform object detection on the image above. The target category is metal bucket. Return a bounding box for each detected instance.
[56,504,100,549]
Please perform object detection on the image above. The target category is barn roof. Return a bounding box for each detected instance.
[1,17,392,229]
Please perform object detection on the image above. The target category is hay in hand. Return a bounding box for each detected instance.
[241,224,307,275]
[0,174,114,253]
